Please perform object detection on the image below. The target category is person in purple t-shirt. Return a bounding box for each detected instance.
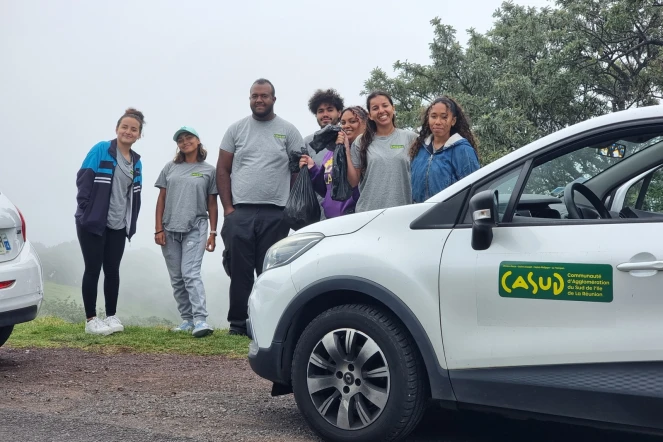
[299,106,367,218]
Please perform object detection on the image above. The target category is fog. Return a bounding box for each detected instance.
[1,0,552,326]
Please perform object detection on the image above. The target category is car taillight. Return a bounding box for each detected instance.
[0,280,15,289]
[15,206,26,242]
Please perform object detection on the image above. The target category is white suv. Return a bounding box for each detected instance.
[247,105,663,442]
[0,192,43,347]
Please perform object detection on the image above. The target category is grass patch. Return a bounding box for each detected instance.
[8,316,250,358]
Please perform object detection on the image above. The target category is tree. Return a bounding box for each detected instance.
[558,0,663,111]
[363,0,663,164]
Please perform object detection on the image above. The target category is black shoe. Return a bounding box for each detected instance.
[228,327,247,337]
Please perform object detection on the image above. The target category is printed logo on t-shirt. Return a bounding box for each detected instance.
[324,158,333,185]
[390,144,405,149]
[191,172,203,177]
[274,134,286,140]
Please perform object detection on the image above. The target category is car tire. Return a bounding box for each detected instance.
[291,304,427,442]
[0,325,14,348]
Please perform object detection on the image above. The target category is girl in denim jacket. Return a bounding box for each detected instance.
[410,97,480,203]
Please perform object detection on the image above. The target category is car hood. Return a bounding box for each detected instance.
[297,209,385,237]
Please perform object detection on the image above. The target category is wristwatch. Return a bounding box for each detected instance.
[210,231,217,236]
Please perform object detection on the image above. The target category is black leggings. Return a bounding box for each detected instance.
[76,225,127,319]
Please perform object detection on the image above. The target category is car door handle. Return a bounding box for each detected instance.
[617,261,663,272]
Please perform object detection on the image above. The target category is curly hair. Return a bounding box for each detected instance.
[409,96,479,161]
[359,91,396,176]
[341,105,368,123]
[307,88,345,115]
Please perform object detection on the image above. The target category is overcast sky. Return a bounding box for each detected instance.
[1,0,552,250]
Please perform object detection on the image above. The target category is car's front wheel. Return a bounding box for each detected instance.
[0,325,14,347]
[291,304,427,442]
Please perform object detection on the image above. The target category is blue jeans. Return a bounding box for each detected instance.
[161,218,208,323]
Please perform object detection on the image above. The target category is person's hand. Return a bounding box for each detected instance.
[335,131,346,146]
[224,207,235,217]
[299,155,314,169]
[342,131,351,152]
[206,235,216,252]
[155,231,166,246]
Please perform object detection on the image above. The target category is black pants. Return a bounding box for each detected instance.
[76,224,127,319]
[221,204,289,329]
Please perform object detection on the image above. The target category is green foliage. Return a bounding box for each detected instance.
[556,0,663,111]
[363,0,663,165]
[39,296,81,323]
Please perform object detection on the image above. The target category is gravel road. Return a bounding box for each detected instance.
[1,348,660,442]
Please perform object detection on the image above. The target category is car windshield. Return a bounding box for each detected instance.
[523,135,663,197]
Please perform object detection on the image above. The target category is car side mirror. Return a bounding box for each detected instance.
[470,189,499,251]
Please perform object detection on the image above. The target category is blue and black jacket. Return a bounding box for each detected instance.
[75,139,142,238]
[411,133,480,203]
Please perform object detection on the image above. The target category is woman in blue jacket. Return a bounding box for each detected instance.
[74,108,145,336]
[410,97,480,203]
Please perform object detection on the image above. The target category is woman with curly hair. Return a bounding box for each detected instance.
[410,96,480,203]
[346,91,418,212]
[299,105,367,217]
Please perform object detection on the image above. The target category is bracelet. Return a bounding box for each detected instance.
[155,230,164,235]
[209,231,217,236]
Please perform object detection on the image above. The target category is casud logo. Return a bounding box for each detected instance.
[191,172,203,177]
[498,261,613,303]
[390,144,404,149]
[501,270,564,295]
[274,134,286,140]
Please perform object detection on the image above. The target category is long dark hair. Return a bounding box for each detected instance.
[410,96,479,161]
[359,91,396,176]
[174,142,208,163]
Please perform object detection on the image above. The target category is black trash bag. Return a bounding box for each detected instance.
[283,166,321,231]
[308,125,342,154]
[331,143,353,201]
[288,147,307,173]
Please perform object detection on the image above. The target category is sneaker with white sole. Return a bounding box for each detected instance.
[85,317,113,336]
[171,320,194,332]
[192,320,213,338]
[104,315,124,333]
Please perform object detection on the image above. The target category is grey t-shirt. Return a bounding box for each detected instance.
[155,161,218,233]
[107,153,133,230]
[220,115,305,207]
[351,128,418,213]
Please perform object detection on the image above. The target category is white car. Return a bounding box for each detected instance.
[247,105,663,442]
[0,193,43,347]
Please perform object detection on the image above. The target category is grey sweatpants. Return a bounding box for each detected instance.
[161,218,208,323]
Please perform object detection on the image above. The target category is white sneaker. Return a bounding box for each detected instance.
[85,317,113,336]
[104,315,124,333]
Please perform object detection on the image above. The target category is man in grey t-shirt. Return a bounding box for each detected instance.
[217,78,305,336]
[303,88,345,220]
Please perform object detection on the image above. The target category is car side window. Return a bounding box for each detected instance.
[626,168,663,213]
[642,170,663,212]
[464,166,523,223]
[507,133,663,222]
[624,178,645,209]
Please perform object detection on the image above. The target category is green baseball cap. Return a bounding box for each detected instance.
[173,126,200,142]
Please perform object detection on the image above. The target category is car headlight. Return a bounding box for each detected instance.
[263,232,324,273]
